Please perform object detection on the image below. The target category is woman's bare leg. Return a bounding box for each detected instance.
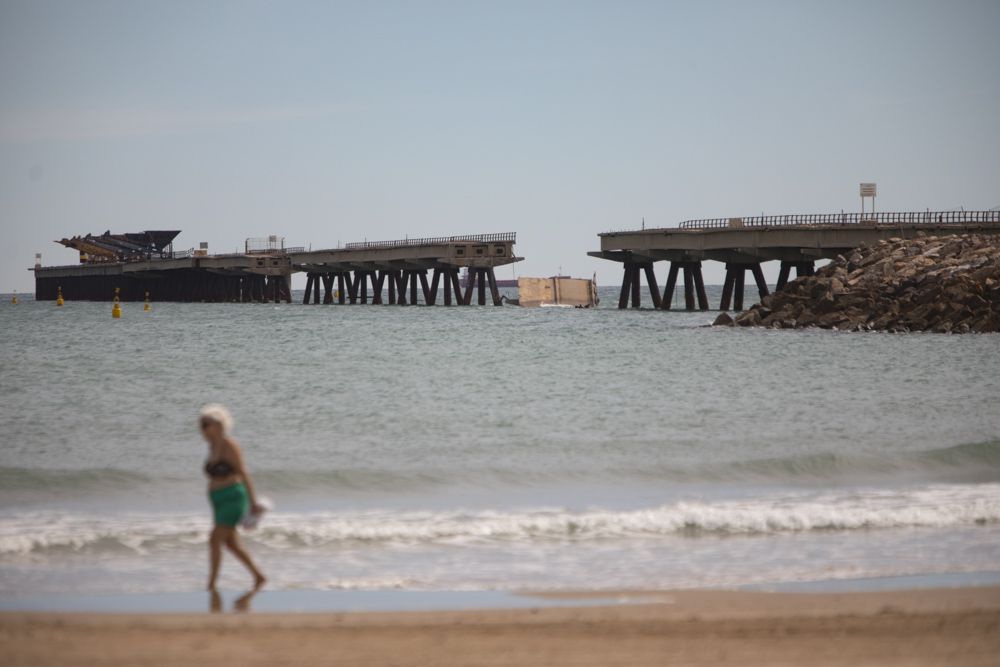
[207,526,226,590]
[224,529,266,588]
[209,589,223,613]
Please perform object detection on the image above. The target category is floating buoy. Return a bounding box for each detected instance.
[56,287,64,306]
[112,287,122,319]
[143,291,151,312]
[11,291,17,305]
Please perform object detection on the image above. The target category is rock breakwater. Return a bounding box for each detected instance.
[722,233,1000,333]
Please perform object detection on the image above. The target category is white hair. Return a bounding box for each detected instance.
[199,404,234,435]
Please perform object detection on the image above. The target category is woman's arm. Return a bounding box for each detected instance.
[227,439,263,512]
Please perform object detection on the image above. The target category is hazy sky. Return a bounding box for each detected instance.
[2,0,998,292]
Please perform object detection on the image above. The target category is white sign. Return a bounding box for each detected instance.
[860,182,877,197]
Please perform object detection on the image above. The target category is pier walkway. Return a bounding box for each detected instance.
[589,211,1000,311]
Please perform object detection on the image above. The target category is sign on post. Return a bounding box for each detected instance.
[860,182,877,220]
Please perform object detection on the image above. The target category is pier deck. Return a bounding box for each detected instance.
[590,211,1000,311]
[33,233,521,305]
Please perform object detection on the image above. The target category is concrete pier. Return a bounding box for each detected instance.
[33,233,521,304]
[590,211,1000,311]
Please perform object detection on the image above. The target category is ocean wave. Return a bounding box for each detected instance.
[249,439,1000,487]
[918,440,1000,467]
[0,467,154,492]
[2,484,998,556]
[0,441,997,497]
[681,440,1000,483]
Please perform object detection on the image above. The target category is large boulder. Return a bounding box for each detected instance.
[712,312,735,327]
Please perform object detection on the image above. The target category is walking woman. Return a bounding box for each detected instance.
[200,404,267,591]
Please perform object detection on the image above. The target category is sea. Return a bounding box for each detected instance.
[1,286,999,597]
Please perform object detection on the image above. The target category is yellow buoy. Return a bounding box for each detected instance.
[112,287,122,319]
[10,291,17,305]
[56,286,64,306]
[143,291,151,312]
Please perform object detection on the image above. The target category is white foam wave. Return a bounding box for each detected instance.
[2,484,998,556]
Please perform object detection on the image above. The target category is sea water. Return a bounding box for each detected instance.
[1,288,998,595]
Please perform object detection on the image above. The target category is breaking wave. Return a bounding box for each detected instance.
[3,483,998,557]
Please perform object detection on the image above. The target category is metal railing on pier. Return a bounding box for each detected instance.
[343,232,516,250]
[675,210,999,230]
[178,247,304,259]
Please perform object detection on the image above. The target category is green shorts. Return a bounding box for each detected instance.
[209,483,249,527]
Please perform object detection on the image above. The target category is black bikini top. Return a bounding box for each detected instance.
[204,459,235,478]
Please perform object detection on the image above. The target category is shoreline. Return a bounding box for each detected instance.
[4,571,1000,615]
[3,586,999,666]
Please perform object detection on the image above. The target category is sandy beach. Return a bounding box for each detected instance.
[3,586,999,667]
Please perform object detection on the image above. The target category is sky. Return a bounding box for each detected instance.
[1,0,998,292]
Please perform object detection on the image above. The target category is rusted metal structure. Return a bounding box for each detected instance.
[33,232,521,305]
[57,230,181,264]
[590,211,1000,311]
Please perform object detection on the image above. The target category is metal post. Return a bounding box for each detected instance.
[662,263,679,310]
[303,275,314,304]
[450,270,464,305]
[617,264,632,309]
[463,269,476,305]
[372,272,384,305]
[751,264,769,299]
[630,263,641,308]
[643,264,662,309]
[323,274,333,304]
[693,264,709,310]
[487,268,502,306]
[682,266,695,310]
[387,271,396,304]
[396,272,408,305]
[428,269,441,305]
[734,269,745,311]
[347,272,360,304]
[776,263,791,291]
[419,271,432,305]
[720,266,735,310]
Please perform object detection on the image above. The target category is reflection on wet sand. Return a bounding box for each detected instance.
[209,589,259,614]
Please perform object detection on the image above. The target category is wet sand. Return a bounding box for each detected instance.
[3,587,999,667]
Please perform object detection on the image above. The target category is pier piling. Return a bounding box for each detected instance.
[656,261,707,311]
[776,261,815,291]
[487,268,502,306]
